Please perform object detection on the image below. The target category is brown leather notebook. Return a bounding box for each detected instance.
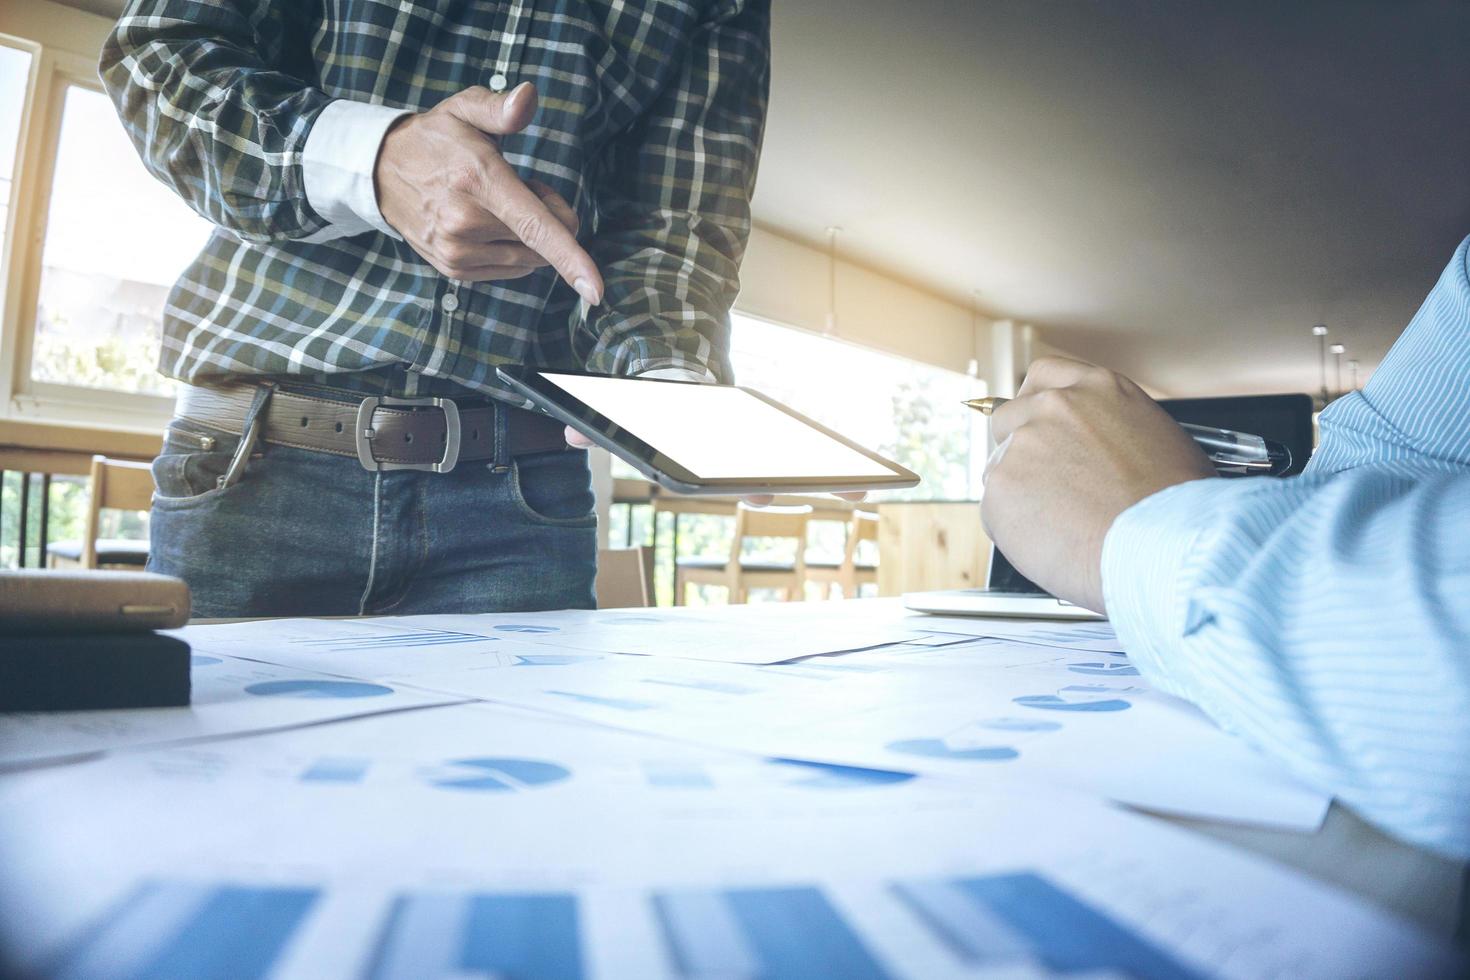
[0,570,191,634]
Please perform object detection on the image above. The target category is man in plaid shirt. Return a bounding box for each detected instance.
[101,1,769,616]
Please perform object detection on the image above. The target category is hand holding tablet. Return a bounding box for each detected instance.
[497,368,920,497]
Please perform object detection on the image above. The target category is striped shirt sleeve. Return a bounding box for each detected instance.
[1101,235,1470,859]
[99,0,332,243]
[579,0,770,382]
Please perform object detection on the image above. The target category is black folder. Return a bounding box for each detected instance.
[0,632,191,711]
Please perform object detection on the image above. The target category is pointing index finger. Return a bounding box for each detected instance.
[475,152,602,304]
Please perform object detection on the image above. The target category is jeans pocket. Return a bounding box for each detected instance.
[507,450,597,527]
[150,421,240,504]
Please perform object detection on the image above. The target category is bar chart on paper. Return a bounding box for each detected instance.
[892,872,1204,979]
[419,757,572,793]
[654,885,890,980]
[371,892,584,980]
[51,881,320,980]
[37,864,1458,980]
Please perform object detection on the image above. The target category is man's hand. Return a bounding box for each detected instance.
[375,83,603,304]
[981,357,1216,614]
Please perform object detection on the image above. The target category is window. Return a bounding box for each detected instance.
[729,314,987,501]
[0,43,32,285]
[28,84,214,399]
[606,313,989,604]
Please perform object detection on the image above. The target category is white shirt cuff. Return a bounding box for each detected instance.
[635,366,716,383]
[1100,477,1230,698]
[301,99,412,242]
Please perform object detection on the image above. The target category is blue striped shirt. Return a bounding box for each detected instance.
[1102,235,1470,859]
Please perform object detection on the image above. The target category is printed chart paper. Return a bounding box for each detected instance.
[397,638,1329,830]
[181,610,927,669]
[0,652,462,769]
[0,704,1456,980]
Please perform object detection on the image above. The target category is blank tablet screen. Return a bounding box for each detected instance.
[539,373,901,480]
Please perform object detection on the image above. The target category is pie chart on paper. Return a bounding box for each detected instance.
[421,757,572,792]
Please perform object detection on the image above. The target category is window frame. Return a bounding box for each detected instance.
[0,42,177,431]
[727,308,990,501]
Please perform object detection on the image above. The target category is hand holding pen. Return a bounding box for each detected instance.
[964,397,1293,475]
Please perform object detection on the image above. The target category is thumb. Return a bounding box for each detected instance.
[446,82,538,136]
[565,425,596,449]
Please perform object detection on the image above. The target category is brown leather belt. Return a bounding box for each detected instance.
[175,382,568,473]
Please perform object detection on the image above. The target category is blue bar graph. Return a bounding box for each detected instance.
[300,756,371,783]
[654,885,891,979]
[244,679,394,699]
[642,677,758,695]
[53,881,318,980]
[370,892,584,980]
[294,629,493,651]
[644,762,717,788]
[1014,694,1132,712]
[545,689,658,711]
[1068,662,1141,677]
[894,872,1203,979]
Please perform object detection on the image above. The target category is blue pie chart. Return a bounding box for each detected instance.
[887,738,1019,761]
[1014,695,1132,712]
[423,757,571,792]
[494,624,560,634]
[244,679,394,699]
[768,758,916,789]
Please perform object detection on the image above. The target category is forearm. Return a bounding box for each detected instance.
[1103,469,1470,858]
[100,0,331,243]
[582,221,741,381]
[580,0,768,380]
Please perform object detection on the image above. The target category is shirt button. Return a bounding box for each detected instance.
[489,73,509,92]
[441,292,460,313]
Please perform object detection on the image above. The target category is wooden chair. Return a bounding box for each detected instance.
[806,510,880,599]
[674,503,812,605]
[595,547,655,608]
[45,455,154,569]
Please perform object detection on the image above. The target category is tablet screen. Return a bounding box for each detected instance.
[540,373,901,480]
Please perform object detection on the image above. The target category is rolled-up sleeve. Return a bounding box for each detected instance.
[100,0,333,243]
[1101,235,1470,860]
[578,0,770,382]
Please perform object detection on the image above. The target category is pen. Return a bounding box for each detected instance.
[962,397,1293,474]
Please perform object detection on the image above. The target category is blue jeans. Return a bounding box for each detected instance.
[147,392,597,618]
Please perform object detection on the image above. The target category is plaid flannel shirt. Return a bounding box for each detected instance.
[100,0,769,398]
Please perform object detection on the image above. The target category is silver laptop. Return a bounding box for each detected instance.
[903,546,1104,620]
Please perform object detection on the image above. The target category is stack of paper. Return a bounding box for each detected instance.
[1,704,1457,979]
[0,601,1459,978]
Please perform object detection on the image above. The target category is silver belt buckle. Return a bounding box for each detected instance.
[355,395,462,473]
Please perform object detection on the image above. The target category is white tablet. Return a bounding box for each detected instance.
[497,368,921,496]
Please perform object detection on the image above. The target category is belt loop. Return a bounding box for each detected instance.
[217,382,275,490]
[492,400,510,471]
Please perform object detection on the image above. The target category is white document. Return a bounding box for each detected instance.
[180,610,928,669]
[797,597,1129,652]
[177,617,566,679]
[370,609,930,664]
[0,704,1457,980]
[0,651,462,769]
[628,596,1128,654]
[399,639,1329,830]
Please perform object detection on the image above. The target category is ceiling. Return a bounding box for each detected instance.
[759,1,1470,395]
[58,0,1470,395]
